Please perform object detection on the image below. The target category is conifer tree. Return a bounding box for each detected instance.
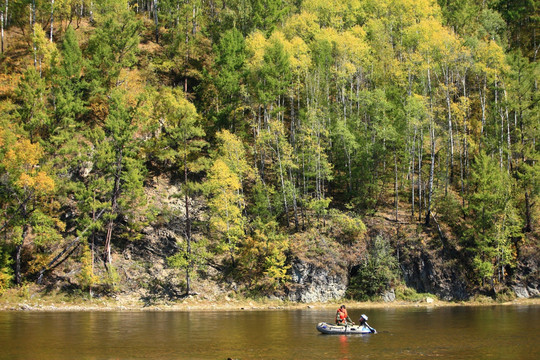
[465,152,521,288]
[86,0,141,92]
[150,87,206,295]
[91,90,146,268]
[214,27,247,132]
[52,25,86,132]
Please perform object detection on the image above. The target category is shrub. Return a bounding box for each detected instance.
[346,235,399,301]
[496,288,516,303]
[394,286,436,302]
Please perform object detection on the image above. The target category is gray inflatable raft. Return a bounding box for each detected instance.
[316,322,376,334]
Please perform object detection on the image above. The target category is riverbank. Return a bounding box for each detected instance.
[1,288,539,312]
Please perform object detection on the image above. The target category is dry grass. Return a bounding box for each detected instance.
[2,283,539,312]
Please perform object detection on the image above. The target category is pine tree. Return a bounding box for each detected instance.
[86,0,141,92]
[465,152,521,288]
[52,25,86,131]
[214,27,247,132]
[91,90,146,269]
[150,86,206,295]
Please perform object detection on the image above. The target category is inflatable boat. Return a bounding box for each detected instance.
[316,322,376,334]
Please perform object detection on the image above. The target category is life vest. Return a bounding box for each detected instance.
[336,309,346,324]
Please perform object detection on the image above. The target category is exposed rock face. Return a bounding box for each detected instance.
[382,289,395,302]
[286,259,347,302]
[400,248,469,301]
[513,243,540,298]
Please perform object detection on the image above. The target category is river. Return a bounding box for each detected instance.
[1,305,539,359]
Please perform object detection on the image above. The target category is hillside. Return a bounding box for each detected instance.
[0,0,538,304]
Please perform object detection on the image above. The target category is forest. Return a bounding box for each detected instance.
[0,0,538,301]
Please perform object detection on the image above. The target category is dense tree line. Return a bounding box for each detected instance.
[0,0,538,297]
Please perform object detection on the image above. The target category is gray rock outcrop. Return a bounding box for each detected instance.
[286,259,347,302]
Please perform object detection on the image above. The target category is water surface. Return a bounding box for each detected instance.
[1,305,538,359]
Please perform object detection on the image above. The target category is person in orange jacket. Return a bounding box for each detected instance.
[335,305,354,326]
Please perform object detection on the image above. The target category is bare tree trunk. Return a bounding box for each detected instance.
[411,126,417,220]
[104,150,123,266]
[184,151,192,295]
[394,150,399,222]
[480,75,487,139]
[275,134,290,227]
[90,1,94,23]
[288,167,299,231]
[525,191,532,232]
[504,88,512,171]
[15,216,30,285]
[445,68,454,181]
[418,127,423,222]
[425,64,434,225]
[32,0,36,67]
[1,11,4,53]
[50,0,54,42]
[153,0,159,43]
[425,122,435,226]
[184,11,189,93]
[15,242,22,284]
[4,0,7,27]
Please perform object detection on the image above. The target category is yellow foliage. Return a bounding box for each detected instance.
[1,137,55,195]
[3,139,42,172]
[246,31,268,70]
[473,40,509,79]
[216,130,254,182]
[283,11,320,40]
[302,0,364,28]
[389,0,441,24]
[33,171,56,193]
[32,24,58,74]
[209,159,242,193]
[16,173,35,189]
[282,36,311,75]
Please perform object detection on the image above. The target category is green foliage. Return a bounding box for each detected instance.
[394,286,436,302]
[346,236,399,301]
[15,67,50,141]
[238,218,290,291]
[495,288,517,303]
[327,209,367,245]
[0,246,13,294]
[86,0,141,92]
[147,86,205,171]
[255,37,292,104]
[103,265,120,293]
[0,0,537,299]
[465,152,521,287]
[52,26,87,130]
[77,240,99,293]
[167,236,210,290]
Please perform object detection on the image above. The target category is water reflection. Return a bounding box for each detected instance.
[338,335,349,359]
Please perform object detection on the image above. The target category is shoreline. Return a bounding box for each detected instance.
[2,293,539,312]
